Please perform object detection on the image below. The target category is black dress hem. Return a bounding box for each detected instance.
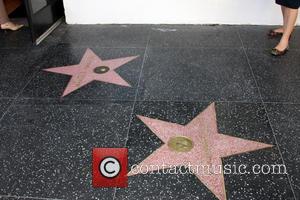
[276,0,300,9]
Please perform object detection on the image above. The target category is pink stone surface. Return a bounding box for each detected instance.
[43,48,139,97]
[129,103,273,200]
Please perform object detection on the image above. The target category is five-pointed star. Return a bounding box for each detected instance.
[43,48,139,97]
[129,103,273,200]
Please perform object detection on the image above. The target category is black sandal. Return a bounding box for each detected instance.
[271,46,289,56]
[268,29,283,39]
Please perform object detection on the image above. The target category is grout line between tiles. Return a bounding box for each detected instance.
[123,36,150,147]
[111,31,151,200]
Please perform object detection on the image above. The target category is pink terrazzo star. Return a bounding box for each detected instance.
[44,48,139,97]
[129,103,273,200]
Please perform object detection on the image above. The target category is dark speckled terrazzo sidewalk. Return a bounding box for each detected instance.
[0,24,299,200]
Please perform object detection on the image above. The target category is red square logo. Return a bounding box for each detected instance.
[92,148,128,188]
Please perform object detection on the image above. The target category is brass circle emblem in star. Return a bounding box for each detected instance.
[94,66,110,74]
[167,136,194,152]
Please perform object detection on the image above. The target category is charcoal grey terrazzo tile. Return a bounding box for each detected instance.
[48,24,151,48]
[0,48,43,98]
[19,46,145,100]
[0,99,13,119]
[218,103,294,200]
[114,101,291,199]
[266,103,300,199]
[116,173,218,200]
[149,25,241,48]
[0,197,48,200]
[217,102,273,141]
[246,49,300,103]
[0,99,133,140]
[0,126,115,200]
[0,48,42,77]
[137,47,261,102]
[0,28,33,49]
[238,26,300,49]
[0,100,132,199]
[0,77,31,98]
[223,150,295,200]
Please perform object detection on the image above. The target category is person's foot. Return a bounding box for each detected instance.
[268,27,284,38]
[275,39,289,51]
[271,39,289,56]
[0,22,24,31]
[272,27,284,34]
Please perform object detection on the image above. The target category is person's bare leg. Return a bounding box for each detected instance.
[0,0,23,31]
[282,6,289,31]
[275,8,298,51]
[273,6,287,33]
[0,0,9,24]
